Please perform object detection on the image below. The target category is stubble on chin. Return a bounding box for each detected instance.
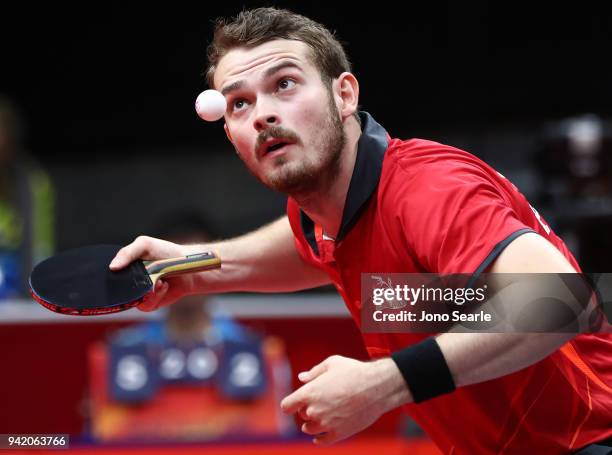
[266,155,317,195]
[266,113,345,196]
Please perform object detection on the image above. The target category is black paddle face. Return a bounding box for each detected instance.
[29,245,152,315]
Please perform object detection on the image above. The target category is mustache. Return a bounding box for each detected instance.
[255,126,301,151]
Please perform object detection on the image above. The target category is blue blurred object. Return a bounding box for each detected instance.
[217,337,267,400]
[107,315,267,403]
[0,249,20,299]
[159,342,221,385]
[108,341,160,403]
[111,315,251,346]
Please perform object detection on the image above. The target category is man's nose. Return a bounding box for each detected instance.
[253,98,279,132]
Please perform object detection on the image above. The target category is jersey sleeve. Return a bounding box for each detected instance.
[398,160,534,274]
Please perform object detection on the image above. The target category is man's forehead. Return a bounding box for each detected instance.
[213,39,313,89]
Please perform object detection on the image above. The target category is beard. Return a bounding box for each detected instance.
[251,93,346,197]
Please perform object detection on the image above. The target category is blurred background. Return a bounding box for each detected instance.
[1,1,611,453]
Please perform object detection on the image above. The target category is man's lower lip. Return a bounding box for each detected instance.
[264,144,292,158]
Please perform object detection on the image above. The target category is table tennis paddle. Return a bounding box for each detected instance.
[29,244,221,315]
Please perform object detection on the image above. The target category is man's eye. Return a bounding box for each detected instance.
[233,99,247,111]
[278,79,296,91]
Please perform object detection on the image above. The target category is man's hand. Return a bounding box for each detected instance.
[109,218,330,302]
[109,235,197,311]
[280,355,411,445]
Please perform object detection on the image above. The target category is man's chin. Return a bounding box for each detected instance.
[264,170,318,195]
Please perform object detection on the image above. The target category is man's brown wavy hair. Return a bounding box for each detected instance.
[206,7,351,89]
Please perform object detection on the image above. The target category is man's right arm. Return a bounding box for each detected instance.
[109,216,331,310]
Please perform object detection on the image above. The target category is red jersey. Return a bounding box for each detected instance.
[287,112,612,454]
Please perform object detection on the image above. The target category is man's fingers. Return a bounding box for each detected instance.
[313,430,337,445]
[109,247,136,270]
[137,281,168,312]
[298,407,310,421]
[109,236,158,270]
[298,360,328,383]
[301,421,326,435]
[280,388,308,414]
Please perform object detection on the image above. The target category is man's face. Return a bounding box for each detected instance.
[214,39,345,195]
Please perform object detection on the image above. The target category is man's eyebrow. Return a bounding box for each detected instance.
[262,61,302,79]
[221,80,244,97]
[220,61,302,96]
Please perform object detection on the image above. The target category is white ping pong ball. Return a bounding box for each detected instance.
[195,89,227,122]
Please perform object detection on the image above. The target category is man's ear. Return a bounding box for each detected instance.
[333,72,360,120]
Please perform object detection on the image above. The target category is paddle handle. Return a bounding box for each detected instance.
[144,251,221,283]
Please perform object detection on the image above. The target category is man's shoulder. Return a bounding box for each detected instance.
[386,137,484,169]
[382,137,492,185]
[377,137,514,222]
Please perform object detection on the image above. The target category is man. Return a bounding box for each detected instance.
[110,8,612,454]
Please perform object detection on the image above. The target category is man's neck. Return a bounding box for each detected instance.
[293,115,362,238]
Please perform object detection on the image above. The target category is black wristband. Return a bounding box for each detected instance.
[390,337,456,403]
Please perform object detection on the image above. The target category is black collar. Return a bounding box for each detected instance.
[300,111,389,255]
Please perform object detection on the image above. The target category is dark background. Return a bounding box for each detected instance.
[2,0,612,256]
